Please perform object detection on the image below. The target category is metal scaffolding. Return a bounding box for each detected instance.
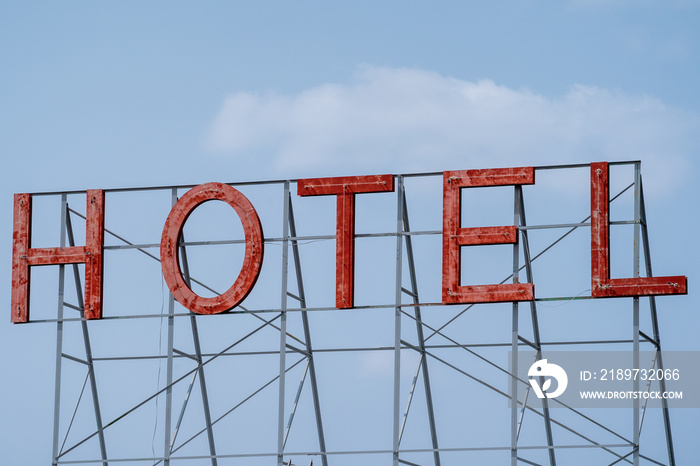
[17,161,681,465]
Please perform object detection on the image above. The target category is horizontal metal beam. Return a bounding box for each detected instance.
[61,353,89,365]
[88,338,645,362]
[54,443,636,464]
[29,160,642,196]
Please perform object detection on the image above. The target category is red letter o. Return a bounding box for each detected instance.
[160,182,264,314]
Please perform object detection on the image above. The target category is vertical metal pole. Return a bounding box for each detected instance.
[511,187,520,466]
[52,193,68,465]
[639,179,675,466]
[401,188,441,466]
[288,192,328,466]
[65,211,108,465]
[632,163,641,466]
[393,175,404,466]
[164,189,177,466]
[278,181,290,466]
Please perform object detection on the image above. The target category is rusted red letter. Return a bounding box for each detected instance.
[442,168,535,304]
[297,175,394,309]
[11,190,105,322]
[160,182,264,314]
[590,162,687,297]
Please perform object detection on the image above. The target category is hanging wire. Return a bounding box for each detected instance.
[152,273,166,463]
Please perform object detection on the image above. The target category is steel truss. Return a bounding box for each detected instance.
[22,161,678,465]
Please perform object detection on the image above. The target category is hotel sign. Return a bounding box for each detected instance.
[10,162,687,323]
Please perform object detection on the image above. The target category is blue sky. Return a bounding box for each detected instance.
[1,1,699,465]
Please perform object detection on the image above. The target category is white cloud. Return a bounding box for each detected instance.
[356,349,420,379]
[205,65,697,194]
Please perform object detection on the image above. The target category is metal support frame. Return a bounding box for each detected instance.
[287,190,329,466]
[51,194,67,466]
[27,161,681,465]
[393,176,404,466]
[175,231,218,464]
[633,162,641,466]
[517,186,556,466]
[639,178,675,466]
[398,183,441,466]
[65,209,108,466]
[511,185,521,466]
[164,188,177,466]
[278,181,290,466]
